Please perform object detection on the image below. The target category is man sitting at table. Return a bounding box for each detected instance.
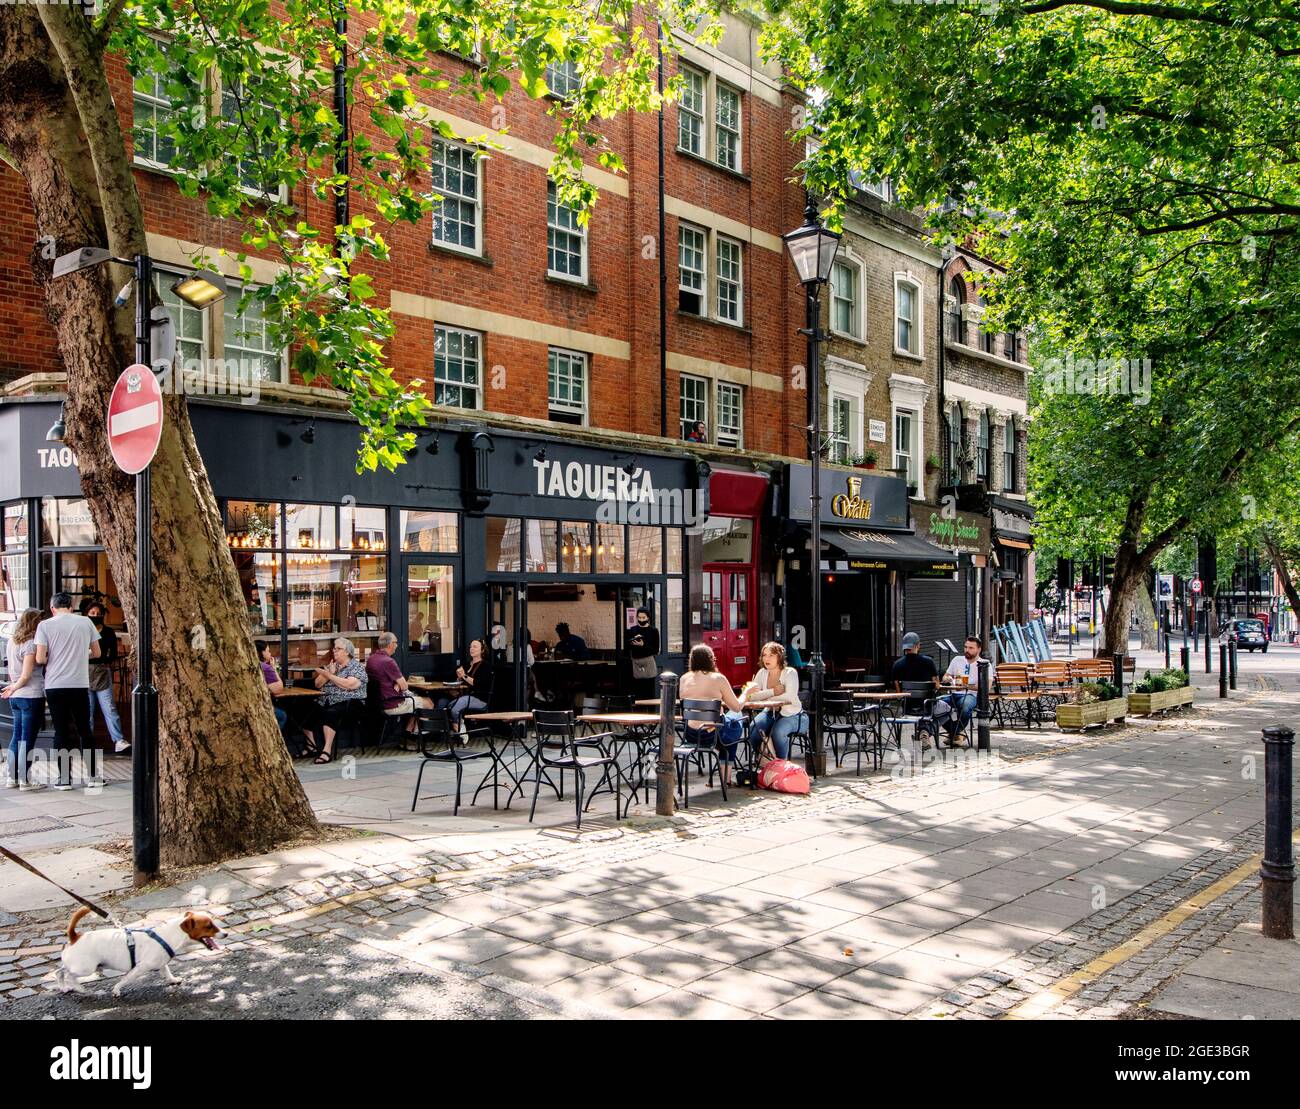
[553,622,590,661]
[890,632,940,690]
[367,631,430,733]
[934,636,986,747]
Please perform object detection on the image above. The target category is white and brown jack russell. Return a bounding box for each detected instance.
[55,906,225,996]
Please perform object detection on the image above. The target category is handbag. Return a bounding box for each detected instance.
[631,654,658,680]
[757,759,811,795]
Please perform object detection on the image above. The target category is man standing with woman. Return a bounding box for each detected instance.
[35,593,100,789]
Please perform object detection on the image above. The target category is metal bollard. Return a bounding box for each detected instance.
[1261,726,1295,940]
[1112,652,1125,696]
[1164,632,1171,669]
[1205,631,1212,674]
[1219,645,1228,698]
[976,659,991,752]
[1229,638,1238,690]
[1179,646,1190,674]
[655,670,679,817]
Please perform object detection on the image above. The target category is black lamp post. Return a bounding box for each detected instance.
[53,247,225,884]
[783,200,841,778]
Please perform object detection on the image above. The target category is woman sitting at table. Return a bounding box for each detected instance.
[742,641,806,761]
[446,638,493,730]
[678,644,744,780]
[308,637,367,763]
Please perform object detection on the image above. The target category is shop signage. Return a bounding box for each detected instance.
[992,506,1033,539]
[533,458,656,504]
[868,419,887,443]
[921,503,991,556]
[786,464,908,529]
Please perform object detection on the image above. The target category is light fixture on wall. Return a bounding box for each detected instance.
[300,419,316,444]
[534,445,547,463]
[46,403,67,443]
[622,456,637,477]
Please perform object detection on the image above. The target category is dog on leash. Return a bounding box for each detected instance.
[55,906,225,995]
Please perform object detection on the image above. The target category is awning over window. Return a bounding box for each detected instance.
[797,524,959,574]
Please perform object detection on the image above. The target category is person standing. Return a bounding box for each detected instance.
[35,593,100,790]
[2,609,46,791]
[628,607,660,699]
[83,601,129,755]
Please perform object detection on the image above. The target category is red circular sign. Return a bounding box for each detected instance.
[107,364,164,474]
[1190,578,1203,594]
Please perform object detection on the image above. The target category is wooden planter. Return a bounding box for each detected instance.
[1127,686,1194,716]
[1056,696,1128,731]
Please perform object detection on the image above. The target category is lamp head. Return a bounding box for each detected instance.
[52,247,112,279]
[171,269,227,308]
[782,201,841,287]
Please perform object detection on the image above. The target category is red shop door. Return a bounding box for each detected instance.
[702,568,754,687]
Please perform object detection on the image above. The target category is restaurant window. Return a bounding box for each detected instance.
[225,500,282,549]
[666,529,683,574]
[596,522,623,574]
[341,504,387,551]
[561,522,593,574]
[679,373,708,439]
[677,65,705,156]
[400,509,458,553]
[678,223,707,315]
[234,551,281,640]
[716,236,742,324]
[716,382,743,448]
[431,139,481,253]
[666,577,684,653]
[546,182,587,282]
[434,325,482,410]
[547,347,587,425]
[224,284,285,383]
[40,497,98,548]
[486,517,522,573]
[406,564,456,657]
[523,520,557,572]
[976,410,990,484]
[1003,418,1017,492]
[628,526,663,575]
[1,502,30,620]
[285,503,337,550]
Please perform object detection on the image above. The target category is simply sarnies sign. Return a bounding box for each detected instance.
[922,502,990,556]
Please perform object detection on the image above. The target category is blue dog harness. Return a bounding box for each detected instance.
[124,928,176,968]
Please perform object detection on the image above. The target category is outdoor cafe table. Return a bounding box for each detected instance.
[463,710,537,810]
[577,713,662,804]
[407,677,467,696]
[837,681,886,690]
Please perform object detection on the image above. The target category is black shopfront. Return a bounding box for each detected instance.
[0,396,699,726]
[777,464,956,676]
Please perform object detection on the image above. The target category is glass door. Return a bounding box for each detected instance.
[486,582,528,710]
[402,559,457,677]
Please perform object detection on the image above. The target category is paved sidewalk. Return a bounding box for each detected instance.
[1,642,1293,1018]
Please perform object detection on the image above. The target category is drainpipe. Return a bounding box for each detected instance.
[657,22,668,439]
[334,9,349,232]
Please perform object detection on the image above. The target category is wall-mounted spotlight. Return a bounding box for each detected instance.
[300,419,316,444]
[622,456,638,477]
[46,402,67,443]
[534,445,547,463]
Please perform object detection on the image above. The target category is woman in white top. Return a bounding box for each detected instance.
[2,609,46,790]
[678,644,744,781]
[741,641,806,760]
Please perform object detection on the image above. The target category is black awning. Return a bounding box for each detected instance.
[799,525,959,573]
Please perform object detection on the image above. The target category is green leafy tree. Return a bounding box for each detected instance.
[0,0,713,867]
[764,0,1300,651]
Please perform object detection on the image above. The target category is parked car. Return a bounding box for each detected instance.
[1221,618,1269,652]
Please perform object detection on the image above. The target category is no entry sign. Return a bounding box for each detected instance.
[107,364,163,474]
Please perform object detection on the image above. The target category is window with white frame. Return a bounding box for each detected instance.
[433,325,481,409]
[156,269,208,370]
[895,275,922,356]
[224,285,285,382]
[829,396,853,464]
[545,59,580,99]
[678,66,705,156]
[678,224,707,316]
[679,374,708,439]
[547,181,586,281]
[132,59,186,170]
[831,261,859,338]
[1003,417,1017,491]
[547,348,586,425]
[716,236,742,324]
[976,409,990,483]
[431,140,480,253]
[715,83,741,171]
[894,408,918,488]
[946,405,963,481]
[220,79,279,197]
[826,361,870,464]
[716,382,743,447]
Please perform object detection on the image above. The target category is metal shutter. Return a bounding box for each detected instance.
[904,576,966,664]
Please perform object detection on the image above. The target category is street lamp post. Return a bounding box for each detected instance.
[52,247,225,883]
[783,201,841,779]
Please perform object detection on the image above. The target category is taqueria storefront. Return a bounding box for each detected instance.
[0,393,703,718]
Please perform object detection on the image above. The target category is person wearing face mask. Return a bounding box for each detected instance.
[627,607,660,699]
[83,600,128,756]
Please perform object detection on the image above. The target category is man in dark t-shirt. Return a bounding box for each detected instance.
[890,632,940,689]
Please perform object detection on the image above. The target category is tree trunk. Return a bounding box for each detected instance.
[1135,577,1159,650]
[1264,537,1300,640]
[0,10,317,868]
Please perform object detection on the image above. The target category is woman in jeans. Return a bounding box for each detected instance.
[447,638,492,728]
[2,609,46,791]
[742,642,806,761]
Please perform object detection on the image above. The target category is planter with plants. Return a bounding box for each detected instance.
[853,451,878,470]
[1056,680,1128,730]
[925,454,941,474]
[1127,668,1193,715]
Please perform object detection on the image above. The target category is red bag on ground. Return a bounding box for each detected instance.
[757,759,810,794]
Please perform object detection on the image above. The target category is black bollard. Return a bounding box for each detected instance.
[1261,726,1295,940]
[1179,646,1190,674]
[655,670,679,817]
[1219,645,1228,698]
[976,659,991,752]
[1229,638,1238,690]
[1164,633,1171,669]
[1205,630,1212,674]
[1112,652,1126,697]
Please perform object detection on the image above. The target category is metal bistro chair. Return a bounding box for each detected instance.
[881,681,940,765]
[530,710,621,829]
[410,707,495,816]
[675,699,728,808]
[834,691,884,774]
[820,690,860,771]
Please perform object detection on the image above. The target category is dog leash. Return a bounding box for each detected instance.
[0,844,124,927]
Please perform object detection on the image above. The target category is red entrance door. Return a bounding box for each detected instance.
[702,568,753,687]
